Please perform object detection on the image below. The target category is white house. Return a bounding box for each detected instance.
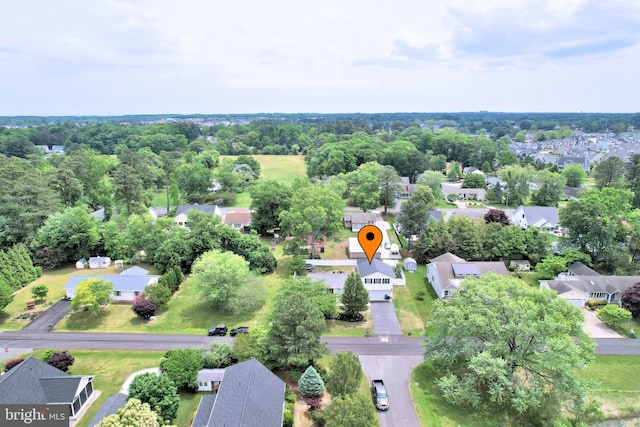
[509,206,561,234]
[540,275,640,307]
[347,237,382,260]
[222,208,252,233]
[426,252,509,299]
[343,213,377,232]
[197,369,225,392]
[64,266,159,302]
[88,256,111,269]
[174,204,221,228]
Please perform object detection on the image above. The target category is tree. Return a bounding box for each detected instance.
[481,160,492,173]
[486,181,504,204]
[168,172,181,208]
[424,274,595,421]
[4,358,24,372]
[298,365,325,398]
[132,299,157,319]
[461,173,485,188]
[46,351,75,372]
[288,256,307,275]
[379,165,402,214]
[0,281,14,311]
[347,162,382,212]
[97,398,161,427]
[128,373,180,423]
[340,272,368,317]
[396,186,435,239]
[626,154,640,208]
[447,161,462,181]
[200,341,233,369]
[621,282,640,319]
[412,220,454,264]
[416,170,444,199]
[160,348,202,391]
[279,277,337,319]
[70,278,114,316]
[597,304,632,329]
[264,293,328,368]
[496,149,518,166]
[483,209,510,226]
[142,283,172,307]
[535,255,570,279]
[34,205,100,266]
[500,165,532,207]
[249,180,292,234]
[279,186,344,258]
[191,250,263,312]
[31,284,48,301]
[323,393,376,427]
[562,164,587,188]
[593,156,625,189]
[113,164,144,215]
[531,170,566,207]
[325,351,362,398]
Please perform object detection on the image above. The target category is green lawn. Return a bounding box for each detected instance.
[393,266,437,335]
[221,155,307,185]
[510,271,545,287]
[434,199,457,208]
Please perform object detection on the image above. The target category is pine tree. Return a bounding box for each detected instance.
[298,365,325,398]
[340,272,369,317]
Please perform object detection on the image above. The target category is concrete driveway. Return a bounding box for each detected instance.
[360,355,423,427]
[582,308,623,338]
[22,299,70,331]
[370,302,402,335]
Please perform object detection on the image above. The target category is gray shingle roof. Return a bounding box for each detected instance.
[119,266,150,276]
[176,204,220,216]
[197,369,226,383]
[87,393,128,427]
[545,276,640,295]
[307,273,348,290]
[515,206,560,227]
[208,359,284,427]
[567,262,600,277]
[64,275,158,292]
[452,263,481,276]
[192,394,217,427]
[0,357,82,405]
[357,259,394,278]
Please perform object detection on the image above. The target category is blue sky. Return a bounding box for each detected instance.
[0,0,638,115]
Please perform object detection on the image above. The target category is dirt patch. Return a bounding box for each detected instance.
[294,391,332,427]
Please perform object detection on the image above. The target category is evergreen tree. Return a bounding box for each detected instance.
[340,272,368,317]
[326,351,362,398]
[298,365,325,398]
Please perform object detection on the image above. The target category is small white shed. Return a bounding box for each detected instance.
[75,258,88,269]
[197,369,226,392]
[403,257,417,272]
[88,256,111,269]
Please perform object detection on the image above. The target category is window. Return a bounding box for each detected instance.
[114,291,121,297]
[589,292,607,299]
[134,291,140,296]
[364,278,372,284]
[382,278,390,284]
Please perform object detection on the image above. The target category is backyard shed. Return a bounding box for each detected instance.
[404,257,417,272]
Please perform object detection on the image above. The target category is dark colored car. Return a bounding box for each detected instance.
[208,324,228,336]
[230,326,249,337]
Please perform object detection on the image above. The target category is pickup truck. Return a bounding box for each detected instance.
[371,380,389,411]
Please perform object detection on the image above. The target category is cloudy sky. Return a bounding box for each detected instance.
[1,0,639,115]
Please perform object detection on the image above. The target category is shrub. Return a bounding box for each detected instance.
[142,283,172,306]
[586,300,607,309]
[307,397,322,412]
[282,410,294,427]
[200,341,232,369]
[285,387,296,404]
[287,369,304,383]
[298,365,325,398]
[31,284,48,301]
[598,304,632,329]
[4,358,24,372]
[310,410,326,426]
[416,291,426,301]
[132,299,157,319]
[46,351,74,372]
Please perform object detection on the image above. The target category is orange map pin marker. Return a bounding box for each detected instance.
[357,225,383,264]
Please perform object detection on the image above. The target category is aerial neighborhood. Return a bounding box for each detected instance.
[1,113,640,427]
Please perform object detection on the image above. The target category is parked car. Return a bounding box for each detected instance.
[371,379,389,411]
[230,326,249,337]
[384,241,391,249]
[305,263,314,271]
[208,324,228,336]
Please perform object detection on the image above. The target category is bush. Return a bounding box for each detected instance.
[598,304,632,329]
[586,300,607,309]
[285,387,296,404]
[307,397,322,412]
[310,410,326,426]
[46,351,74,372]
[200,341,232,369]
[282,409,294,427]
[142,283,172,306]
[4,358,24,372]
[416,291,426,301]
[214,191,237,206]
[132,299,157,319]
[287,369,304,383]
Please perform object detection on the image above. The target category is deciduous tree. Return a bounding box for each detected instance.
[416,170,444,199]
[562,164,587,188]
[593,156,625,189]
[325,351,362,398]
[279,277,337,319]
[621,282,640,319]
[160,348,201,391]
[249,180,292,234]
[396,186,435,239]
[31,284,48,301]
[424,274,595,421]
[597,304,631,329]
[46,351,75,372]
[132,299,157,319]
[97,398,161,427]
[379,165,402,214]
[461,173,485,188]
[70,278,114,316]
[483,208,510,226]
[128,373,180,423]
[323,393,376,427]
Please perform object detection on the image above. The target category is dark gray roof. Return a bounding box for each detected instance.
[343,212,377,223]
[514,206,560,227]
[430,252,465,263]
[308,273,348,290]
[208,359,284,427]
[452,263,481,276]
[87,393,128,427]
[197,369,226,383]
[357,259,394,278]
[192,394,217,427]
[567,262,600,277]
[176,204,219,216]
[0,357,80,405]
[429,210,443,222]
[546,276,640,295]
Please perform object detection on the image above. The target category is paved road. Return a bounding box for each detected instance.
[22,299,70,331]
[370,302,402,335]
[360,355,423,427]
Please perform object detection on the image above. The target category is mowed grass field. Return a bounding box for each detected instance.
[221,155,307,185]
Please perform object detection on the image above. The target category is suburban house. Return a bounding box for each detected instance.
[197,369,225,392]
[343,212,377,232]
[426,252,509,299]
[307,272,349,295]
[347,237,382,259]
[175,204,221,227]
[509,205,561,234]
[76,258,88,269]
[558,156,590,172]
[509,260,531,271]
[222,208,252,233]
[0,357,95,421]
[395,177,416,199]
[404,257,418,272]
[285,235,327,255]
[64,266,159,302]
[540,275,640,307]
[441,185,486,201]
[566,261,600,277]
[88,256,111,269]
[191,358,285,427]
